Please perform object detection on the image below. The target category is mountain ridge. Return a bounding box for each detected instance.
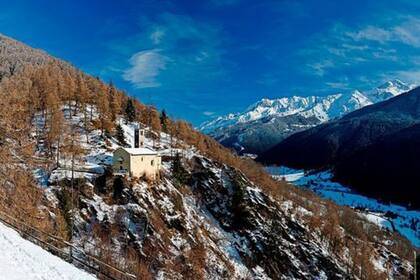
[258,86,420,208]
[200,80,415,154]
[0,33,57,81]
[0,33,415,279]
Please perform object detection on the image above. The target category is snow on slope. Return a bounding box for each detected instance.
[368,79,414,102]
[200,80,415,133]
[29,106,414,278]
[0,221,96,280]
[269,167,420,248]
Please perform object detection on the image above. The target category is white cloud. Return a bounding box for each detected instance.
[325,81,350,89]
[393,70,420,84]
[123,49,169,88]
[347,17,420,47]
[307,60,334,76]
[347,26,392,44]
[150,28,165,45]
[301,15,420,86]
[120,13,225,91]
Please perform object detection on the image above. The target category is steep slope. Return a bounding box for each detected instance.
[41,114,413,279]
[259,86,420,208]
[0,34,415,279]
[200,80,414,155]
[0,221,95,280]
[0,33,55,80]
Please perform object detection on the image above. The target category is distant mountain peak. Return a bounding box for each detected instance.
[367,79,415,102]
[378,79,408,89]
[200,80,416,154]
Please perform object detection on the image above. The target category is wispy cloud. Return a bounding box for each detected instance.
[346,26,392,44]
[203,111,215,116]
[307,60,334,77]
[347,17,420,47]
[389,70,420,84]
[150,28,165,45]
[300,15,420,89]
[118,13,226,91]
[123,49,169,88]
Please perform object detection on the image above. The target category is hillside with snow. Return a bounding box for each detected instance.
[36,111,414,279]
[267,167,420,248]
[0,33,55,81]
[260,85,420,209]
[200,80,415,154]
[0,34,416,279]
[0,221,95,280]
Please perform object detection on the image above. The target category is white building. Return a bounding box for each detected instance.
[113,147,161,180]
[113,127,161,180]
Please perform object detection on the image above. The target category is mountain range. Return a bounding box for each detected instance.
[200,80,415,155]
[0,33,416,279]
[259,86,420,208]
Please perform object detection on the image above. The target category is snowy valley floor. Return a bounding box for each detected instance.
[266,166,420,248]
[0,221,95,280]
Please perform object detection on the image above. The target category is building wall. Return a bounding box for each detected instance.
[112,148,161,179]
[112,148,131,174]
[130,154,161,179]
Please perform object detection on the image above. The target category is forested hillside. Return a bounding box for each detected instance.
[0,34,416,279]
[259,87,420,208]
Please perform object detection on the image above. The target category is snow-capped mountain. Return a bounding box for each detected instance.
[200,80,416,154]
[368,79,414,102]
[0,34,415,279]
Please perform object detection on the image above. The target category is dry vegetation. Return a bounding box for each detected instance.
[0,47,415,279]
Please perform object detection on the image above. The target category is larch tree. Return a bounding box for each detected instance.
[62,71,76,118]
[108,82,122,122]
[96,85,113,136]
[45,82,64,164]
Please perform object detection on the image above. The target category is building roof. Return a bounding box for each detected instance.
[119,147,158,155]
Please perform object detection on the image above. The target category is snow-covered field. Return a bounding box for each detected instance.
[0,221,95,280]
[267,166,420,247]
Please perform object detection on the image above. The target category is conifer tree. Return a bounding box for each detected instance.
[45,84,64,164]
[96,84,113,136]
[62,71,75,118]
[171,153,188,184]
[115,124,126,146]
[148,107,161,132]
[124,98,136,123]
[108,82,122,121]
[160,110,168,133]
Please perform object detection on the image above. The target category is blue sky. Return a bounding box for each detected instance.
[1,0,420,125]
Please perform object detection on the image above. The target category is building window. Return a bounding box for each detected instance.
[141,157,143,161]
[151,160,154,166]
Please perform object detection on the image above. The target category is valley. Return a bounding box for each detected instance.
[0,7,419,279]
[266,166,420,248]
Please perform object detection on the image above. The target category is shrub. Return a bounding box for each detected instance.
[171,153,189,185]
